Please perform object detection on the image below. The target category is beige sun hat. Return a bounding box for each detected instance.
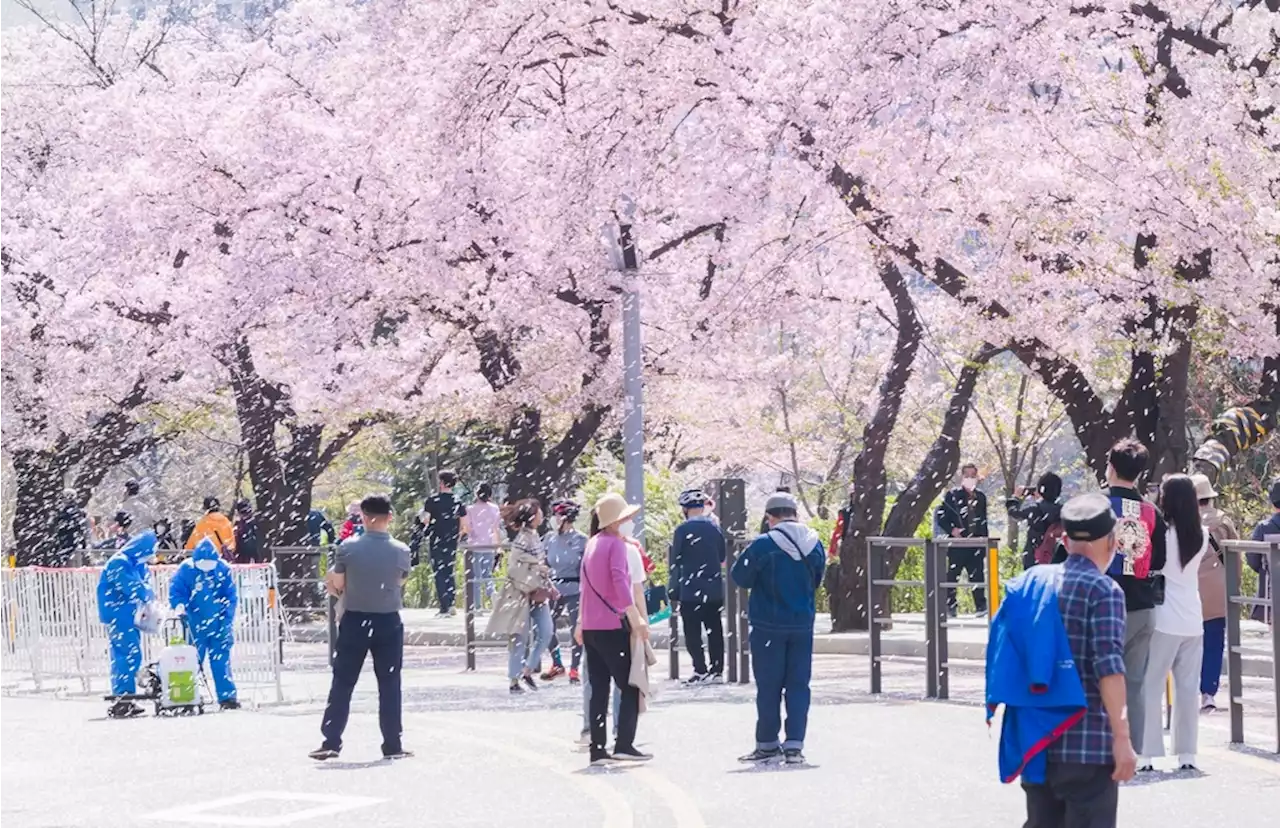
[594,492,640,528]
[1190,473,1218,500]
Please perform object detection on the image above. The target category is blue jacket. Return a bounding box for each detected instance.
[985,564,1087,783]
[169,539,238,639]
[306,509,336,547]
[730,522,824,631]
[669,516,726,604]
[96,532,157,628]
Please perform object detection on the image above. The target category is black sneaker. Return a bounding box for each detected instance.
[1137,764,1155,773]
[219,699,241,711]
[384,749,414,760]
[739,747,783,763]
[521,674,538,691]
[684,673,708,686]
[611,745,652,762]
[1179,763,1198,771]
[509,682,524,694]
[108,701,144,719]
[589,749,613,766]
[784,748,805,765]
[309,747,340,761]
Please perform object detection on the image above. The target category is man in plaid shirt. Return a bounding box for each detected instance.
[1026,493,1138,827]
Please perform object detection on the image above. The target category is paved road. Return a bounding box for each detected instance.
[5,650,1279,828]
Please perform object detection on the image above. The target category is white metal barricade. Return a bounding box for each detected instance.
[1,564,283,705]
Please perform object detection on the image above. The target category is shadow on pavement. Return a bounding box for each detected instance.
[314,758,393,771]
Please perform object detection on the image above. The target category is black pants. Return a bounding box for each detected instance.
[946,549,987,612]
[680,599,725,676]
[430,544,457,612]
[321,610,404,755]
[582,628,640,755]
[1023,762,1118,828]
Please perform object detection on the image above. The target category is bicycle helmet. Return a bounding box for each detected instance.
[678,488,709,509]
[551,499,580,521]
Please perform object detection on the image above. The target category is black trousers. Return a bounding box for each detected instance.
[321,610,404,755]
[1023,762,1118,828]
[582,628,640,755]
[946,549,987,612]
[679,599,725,676]
[430,543,458,611]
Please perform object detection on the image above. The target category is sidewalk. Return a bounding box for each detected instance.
[286,610,1276,678]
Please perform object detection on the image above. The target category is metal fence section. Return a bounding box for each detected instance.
[1,564,283,705]
[1223,539,1279,753]
[931,537,999,701]
[462,545,510,671]
[866,536,998,700]
[722,533,751,685]
[866,537,929,696]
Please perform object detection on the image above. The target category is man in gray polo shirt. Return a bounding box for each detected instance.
[310,494,413,761]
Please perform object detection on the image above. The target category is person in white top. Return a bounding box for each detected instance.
[1139,474,1209,772]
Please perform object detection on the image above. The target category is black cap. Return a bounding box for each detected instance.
[1060,493,1116,542]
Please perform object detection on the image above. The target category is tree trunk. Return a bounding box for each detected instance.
[11,452,65,567]
[224,338,370,607]
[830,260,922,632]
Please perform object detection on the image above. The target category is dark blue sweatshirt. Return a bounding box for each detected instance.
[668,516,726,604]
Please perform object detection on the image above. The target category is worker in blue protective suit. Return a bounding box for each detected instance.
[985,564,1087,784]
[169,538,241,710]
[97,531,159,718]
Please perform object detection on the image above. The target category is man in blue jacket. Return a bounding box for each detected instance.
[985,561,1087,784]
[670,488,727,684]
[1019,493,1137,827]
[96,531,158,718]
[169,538,240,709]
[731,492,825,765]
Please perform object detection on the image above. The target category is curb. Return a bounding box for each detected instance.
[287,627,1275,678]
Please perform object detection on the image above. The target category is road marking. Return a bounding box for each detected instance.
[457,718,705,828]
[461,733,634,828]
[144,792,383,826]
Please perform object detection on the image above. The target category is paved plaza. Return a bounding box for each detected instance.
[4,644,1279,828]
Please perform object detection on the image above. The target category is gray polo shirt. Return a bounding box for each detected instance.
[333,530,412,613]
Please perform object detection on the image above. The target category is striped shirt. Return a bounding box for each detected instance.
[1048,553,1127,765]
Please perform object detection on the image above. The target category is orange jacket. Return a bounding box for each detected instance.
[185,511,236,556]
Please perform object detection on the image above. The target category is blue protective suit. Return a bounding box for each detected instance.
[96,532,157,695]
[985,564,1087,783]
[168,539,239,702]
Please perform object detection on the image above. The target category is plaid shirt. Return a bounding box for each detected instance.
[1048,554,1127,765]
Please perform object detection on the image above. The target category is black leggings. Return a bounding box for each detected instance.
[582,628,639,753]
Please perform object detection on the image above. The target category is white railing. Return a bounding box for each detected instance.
[1,564,283,705]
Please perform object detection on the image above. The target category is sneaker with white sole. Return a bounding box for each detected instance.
[611,745,652,762]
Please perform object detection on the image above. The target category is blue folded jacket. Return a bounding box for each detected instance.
[985,564,1087,783]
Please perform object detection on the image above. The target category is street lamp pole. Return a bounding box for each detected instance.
[617,220,645,546]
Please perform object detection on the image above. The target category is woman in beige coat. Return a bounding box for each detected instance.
[485,501,557,692]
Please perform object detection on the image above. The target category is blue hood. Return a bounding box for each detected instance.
[191,538,220,564]
[985,565,1087,784]
[120,531,158,564]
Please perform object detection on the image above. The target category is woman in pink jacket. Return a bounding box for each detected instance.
[575,493,651,766]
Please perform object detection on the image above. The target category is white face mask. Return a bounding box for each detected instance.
[962,477,978,492]
[619,519,636,537]
[195,559,217,572]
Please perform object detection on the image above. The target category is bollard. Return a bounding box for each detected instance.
[869,538,883,694]
[986,541,1001,621]
[932,540,951,700]
[464,549,477,671]
[668,601,680,680]
[1225,543,1246,745]
[923,539,938,698]
[725,544,739,684]
[737,580,750,684]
